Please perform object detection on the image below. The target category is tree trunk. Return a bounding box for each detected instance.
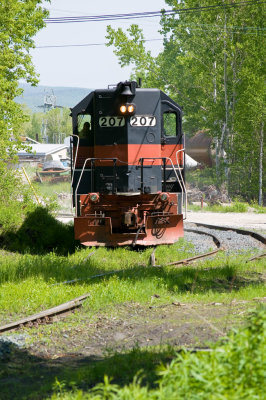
[258,122,264,205]
[223,14,229,186]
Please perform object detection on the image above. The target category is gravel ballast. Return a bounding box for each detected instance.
[184,222,265,254]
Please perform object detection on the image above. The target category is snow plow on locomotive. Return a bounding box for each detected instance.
[70,81,186,246]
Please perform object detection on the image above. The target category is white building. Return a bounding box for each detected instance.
[17,143,69,165]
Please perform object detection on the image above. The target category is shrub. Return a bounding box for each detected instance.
[5,207,76,255]
[51,307,266,399]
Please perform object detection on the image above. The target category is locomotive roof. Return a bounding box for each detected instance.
[71,86,182,116]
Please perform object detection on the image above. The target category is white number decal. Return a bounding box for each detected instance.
[99,116,125,127]
[130,115,156,127]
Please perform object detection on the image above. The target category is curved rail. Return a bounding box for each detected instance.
[190,222,266,246]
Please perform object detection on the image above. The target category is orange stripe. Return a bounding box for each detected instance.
[74,144,184,167]
[162,144,184,165]
[94,144,161,166]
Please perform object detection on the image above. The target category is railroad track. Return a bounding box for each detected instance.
[0,223,265,334]
[0,295,90,334]
[191,222,266,246]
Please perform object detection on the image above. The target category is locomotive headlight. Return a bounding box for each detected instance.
[120,105,127,113]
[160,193,169,202]
[127,104,135,113]
[119,104,135,114]
[89,193,99,202]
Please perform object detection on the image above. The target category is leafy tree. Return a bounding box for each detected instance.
[106,0,265,203]
[17,104,33,138]
[0,0,49,159]
[45,107,72,143]
[26,112,43,141]
[0,0,49,231]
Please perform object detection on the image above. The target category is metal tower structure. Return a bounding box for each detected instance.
[38,89,63,143]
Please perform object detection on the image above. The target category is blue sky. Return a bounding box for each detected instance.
[32,0,167,89]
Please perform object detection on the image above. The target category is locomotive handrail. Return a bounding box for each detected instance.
[175,149,187,219]
[138,156,185,216]
[75,157,117,217]
[161,99,182,113]
[71,134,80,187]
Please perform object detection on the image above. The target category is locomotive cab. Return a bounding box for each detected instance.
[71,81,186,246]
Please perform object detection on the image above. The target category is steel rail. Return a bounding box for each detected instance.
[0,294,89,334]
[246,253,266,262]
[154,248,222,268]
[185,227,223,249]
[190,222,266,246]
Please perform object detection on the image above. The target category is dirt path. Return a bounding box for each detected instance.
[27,298,266,359]
[186,211,266,231]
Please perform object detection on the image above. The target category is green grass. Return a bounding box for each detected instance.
[188,202,250,213]
[21,164,72,214]
[34,181,71,198]
[188,201,266,213]
[251,202,266,214]
[0,228,265,400]
[0,244,265,319]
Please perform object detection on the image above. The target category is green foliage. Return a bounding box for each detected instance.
[18,107,72,143]
[106,0,265,203]
[3,207,76,255]
[34,181,71,198]
[0,168,37,233]
[251,202,266,214]
[0,247,265,399]
[0,0,49,159]
[186,167,218,188]
[48,307,266,399]
[0,0,50,229]
[203,202,248,213]
[45,107,72,143]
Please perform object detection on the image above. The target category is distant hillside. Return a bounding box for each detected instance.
[16,83,92,112]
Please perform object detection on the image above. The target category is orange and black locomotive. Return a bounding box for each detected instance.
[71,81,186,246]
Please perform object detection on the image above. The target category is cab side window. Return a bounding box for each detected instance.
[77,114,92,138]
[163,112,177,137]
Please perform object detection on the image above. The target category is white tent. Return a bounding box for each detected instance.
[185,154,199,169]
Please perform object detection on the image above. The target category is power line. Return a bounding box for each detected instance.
[35,39,163,49]
[44,1,266,24]
[173,23,266,30]
[35,28,266,50]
